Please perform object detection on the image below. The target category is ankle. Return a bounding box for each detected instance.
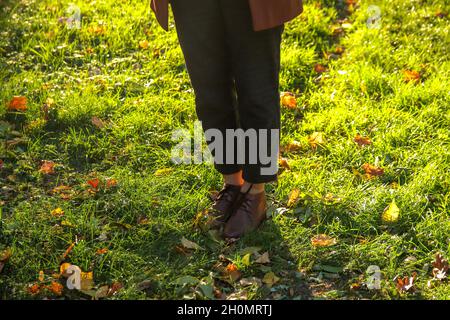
[223,172,244,186]
[241,182,265,195]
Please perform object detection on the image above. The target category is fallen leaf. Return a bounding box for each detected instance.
[279,157,290,170]
[154,168,173,176]
[46,281,63,295]
[239,277,262,287]
[224,263,242,282]
[287,189,300,207]
[87,178,100,189]
[308,132,325,149]
[7,96,27,111]
[81,271,94,291]
[432,253,448,280]
[362,163,384,179]
[314,64,327,73]
[38,270,45,282]
[280,92,297,109]
[255,252,271,264]
[87,25,106,35]
[91,116,105,128]
[39,161,55,174]
[242,253,251,267]
[62,242,75,260]
[403,70,420,83]
[51,207,64,217]
[395,272,417,293]
[27,283,41,295]
[381,200,400,224]
[108,282,123,296]
[311,234,337,247]
[95,285,110,299]
[262,272,280,287]
[353,134,372,147]
[181,237,203,250]
[284,141,302,152]
[435,11,448,18]
[139,40,149,49]
[106,178,118,188]
[174,275,199,286]
[96,248,108,255]
[60,263,72,277]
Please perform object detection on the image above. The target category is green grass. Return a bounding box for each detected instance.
[0,0,449,300]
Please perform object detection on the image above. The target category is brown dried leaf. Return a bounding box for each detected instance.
[354,134,372,147]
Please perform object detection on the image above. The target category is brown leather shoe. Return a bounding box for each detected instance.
[223,189,267,239]
[205,184,242,230]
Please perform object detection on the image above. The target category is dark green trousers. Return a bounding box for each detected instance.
[171,0,283,183]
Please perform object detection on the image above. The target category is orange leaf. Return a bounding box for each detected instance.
[39,161,56,174]
[27,283,41,295]
[106,178,118,188]
[7,96,27,112]
[403,70,420,83]
[38,270,45,282]
[311,234,337,247]
[226,263,238,273]
[87,178,100,189]
[279,157,290,170]
[314,64,327,73]
[62,242,75,260]
[96,248,108,255]
[280,92,297,109]
[47,281,63,295]
[395,272,417,293]
[362,163,384,178]
[139,40,149,49]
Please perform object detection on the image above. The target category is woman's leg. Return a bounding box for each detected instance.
[221,0,283,186]
[171,0,242,177]
[219,0,283,238]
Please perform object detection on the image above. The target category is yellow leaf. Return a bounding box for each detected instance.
[242,253,251,267]
[81,271,94,291]
[308,132,325,149]
[154,168,173,176]
[38,270,44,282]
[287,189,300,207]
[51,207,64,217]
[60,263,72,277]
[382,200,400,223]
[262,272,279,287]
[139,40,149,49]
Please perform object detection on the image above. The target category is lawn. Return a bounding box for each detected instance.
[0,0,449,300]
